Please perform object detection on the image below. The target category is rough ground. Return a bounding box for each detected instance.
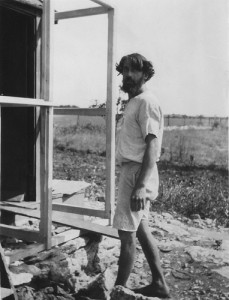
[2,208,228,300]
[1,150,229,300]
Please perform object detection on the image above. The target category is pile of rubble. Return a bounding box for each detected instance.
[2,212,229,300]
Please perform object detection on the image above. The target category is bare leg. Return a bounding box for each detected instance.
[134,219,170,298]
[115,230,136,287]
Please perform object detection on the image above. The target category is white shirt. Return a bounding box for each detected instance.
[116,90,164,166]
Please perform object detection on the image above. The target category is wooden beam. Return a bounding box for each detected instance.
[4,243,46,264]
[55,6,108,21]
[54,108,106,116]
[0,96,54,107]
[36,16,42,206]
[0,205,119,239]
[90,0,114,9]
[0,106,1,203]
[105,8,116,225]
[0,224,41,243]
[4,229,82,263]
[51,229,81,247]
[0,244,18,299]
[52,203,108,219]
[0,1,42,17]
[39,0,54,249]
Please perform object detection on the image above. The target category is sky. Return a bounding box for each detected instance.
[53,0,228,117]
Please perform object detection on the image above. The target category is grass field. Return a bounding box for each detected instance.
[53,115,228,226]
[54,116,228,169]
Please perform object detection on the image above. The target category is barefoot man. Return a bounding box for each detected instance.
[113,53,170,298]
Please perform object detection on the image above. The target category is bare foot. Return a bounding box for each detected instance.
[133,282,170,299]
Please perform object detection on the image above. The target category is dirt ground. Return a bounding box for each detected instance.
[52,149,229,299]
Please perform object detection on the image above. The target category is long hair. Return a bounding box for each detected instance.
[116,53,155,82]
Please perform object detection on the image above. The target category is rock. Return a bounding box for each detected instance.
[204,218,214,226]
[185,245,229,265]
[155,222,190,237]
[157,240,185,251]
[96,236,120,272]
[161,212,174,220]
[10,271,33,286]
[167,219,183,226]
[110,285,160,300]
[190,214,201,220]
[17,284,76,300]
[151,228,165,238]
[17,286,35,300]
[212,266,229,280]
[9,263,41,277]
[76,268,115,300]
[221,240,229,251]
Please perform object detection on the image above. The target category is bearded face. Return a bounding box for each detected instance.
[121,73,145,95]
[121,60,146,96]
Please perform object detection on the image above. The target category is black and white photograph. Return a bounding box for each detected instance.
[0,1,228,299]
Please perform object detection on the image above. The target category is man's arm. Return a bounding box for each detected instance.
[130,134,159,211]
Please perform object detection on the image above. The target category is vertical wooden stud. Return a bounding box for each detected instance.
[105,8,116,225]
[0,106,1,203]
[36,16,42,204]
[39,0,54,249]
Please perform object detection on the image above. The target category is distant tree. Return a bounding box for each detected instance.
[182,114,187,126]
[89,99,106,108]
[198,115,204,126]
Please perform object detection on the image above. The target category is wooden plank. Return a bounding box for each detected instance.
[4,243,46,264]
[36,16,42,206]
[52,203,107,219]
[105,8,116,225]
[0,224,40,243]
[0,244,18,299]
[90,0,114,9]
[54,107,106,116]
[0,205,119,239]
[0,106,1,203]
[0,205,40,219]
[55,6,108,21]
[1,287,14,298]
[4,229,82,263]
[52,179,90,195]
[0,201,39,209]
[39,0,54,249]
[51,229,81,247]
[0,96,54,107]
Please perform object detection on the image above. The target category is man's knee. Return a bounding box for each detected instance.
[136,219,150,239]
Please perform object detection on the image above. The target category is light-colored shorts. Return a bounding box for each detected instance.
[113,161,159,232]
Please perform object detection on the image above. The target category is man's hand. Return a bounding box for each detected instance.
[130,186,147,211]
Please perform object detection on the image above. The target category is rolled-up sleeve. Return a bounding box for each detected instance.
[138,99,161,140]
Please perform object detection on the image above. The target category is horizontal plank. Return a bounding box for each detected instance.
[4,229,82,263]
[52,203,107,218]
[1,287,14,298]
[0,224,41,242]
[55,6,108,20]
[0,201,39,210]
[54,108,106,116]
[0,205,119,239]
[4,243,46,264]
[51,229,81,247]
[0,96,54,107]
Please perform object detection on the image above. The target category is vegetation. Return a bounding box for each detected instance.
[53,117,228,227]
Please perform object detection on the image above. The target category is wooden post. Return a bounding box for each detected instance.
[105,8,116,225]
[36,16,42,204]
[0,106,1,203]
[39,0,54,249]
